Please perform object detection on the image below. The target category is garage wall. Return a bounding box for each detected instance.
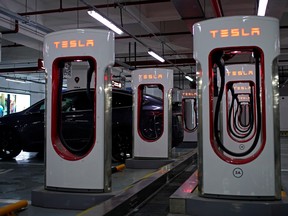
[0,77,45,105]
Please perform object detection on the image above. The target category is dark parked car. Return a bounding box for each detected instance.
[0,88,183,162]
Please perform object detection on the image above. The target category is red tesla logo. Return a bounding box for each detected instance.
[53,39,95,49]
[210,27,260,39]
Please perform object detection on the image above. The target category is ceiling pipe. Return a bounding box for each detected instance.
[211,0,224,17]
[0,0,188,75]
[118,52,193,60]
[115,58,196,67]
[116,31,191,39]
[18,0,169,16]
[117,2,180,56]
[0,6,53,33]
[2,20,19,34]
[80,0,187,76]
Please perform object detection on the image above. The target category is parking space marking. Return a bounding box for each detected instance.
[0,169,13,175]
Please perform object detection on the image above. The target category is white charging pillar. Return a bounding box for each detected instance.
[193,16,281,199]
[44,29,114,192]
[132,68,173,159]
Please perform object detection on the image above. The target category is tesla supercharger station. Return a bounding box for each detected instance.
[131,68,173,159]
[181,89,197,142]
[43,29,114,192]
[193,16,281,199]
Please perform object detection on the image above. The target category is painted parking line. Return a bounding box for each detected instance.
[0,169,13,175]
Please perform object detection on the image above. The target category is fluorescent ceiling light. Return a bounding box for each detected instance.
[185,75,193,82]
[257,0,268,16]
[148,50,165,63]
[88,10,123,35]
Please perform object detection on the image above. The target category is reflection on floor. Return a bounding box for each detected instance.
[15,152,41,161]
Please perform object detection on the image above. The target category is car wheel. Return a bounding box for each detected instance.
[112,128,132,162]
[0,128,22,159]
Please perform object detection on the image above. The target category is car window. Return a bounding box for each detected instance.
[28,101,45,113]
[62,91,93,112]
[112,92,132,108]
[61,97,75,112]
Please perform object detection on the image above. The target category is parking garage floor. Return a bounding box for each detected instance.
[0,138,288,216]
[0,145,196,215]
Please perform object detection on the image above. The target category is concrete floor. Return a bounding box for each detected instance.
[0,138,287,216]
[0,147,195,215]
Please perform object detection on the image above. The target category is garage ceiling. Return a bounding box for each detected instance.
[0,0,288,88]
